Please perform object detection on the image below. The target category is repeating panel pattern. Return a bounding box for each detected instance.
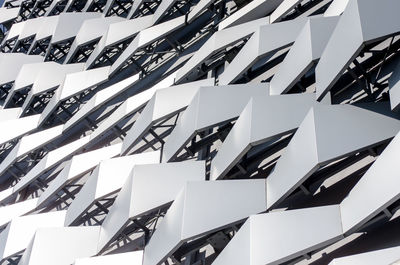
[0,0,400,264]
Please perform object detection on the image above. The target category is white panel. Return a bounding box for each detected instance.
[267,104,400,209]
[38,66,110,126]
[18,226,100,265]
[340,130,400,234]
[329,246,400,265]
[74,251,143,265]
[0,125,63,178]
[175,18,267,83]
[12,136,90,193]
[85,15,153,69]
[162,83,268,161]
[0,211,66,261]
[213,205,343,265]
[143,179,266,265]
[218,17,307,85]
[36,143,122,208]
[218,0,282,30]
[316,0,400,101]
[0,54,43,86]
[0,7,18,24]
[109,15,185,75]
[210,93,316,180]
[121,78,214,155]
[0,114,40,146]
[270,16,339,95]
[97,160,205,252]
[0,198,38,229]
[64,151,161,226]
[63,74,140,131]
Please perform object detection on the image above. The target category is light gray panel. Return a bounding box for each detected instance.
[212,205,343,265]
[329,246,400,265]
[210,93,316,180]
[74,251,143,265]
[267,104,400,209]
[0,125,63,178]
[218,0,282,30]
[270,16,339,95]
[18,226,100,265]
[64,152,160,226]
[389,61,400,111]
[143,179,266,265]
[0,198,38,229]
[12,136,90,194]
[97,160,205,252]
[162,83,269,161]
[0,53,43,86]
[0,211,66,261]
[36,143,121,208]
[218,17,307,85]
[121,78,214,155]
[175,18,267,83]
[63,74,140,132]
[340,130,400,234]
[109,15,185,76]
[316,0,400,101]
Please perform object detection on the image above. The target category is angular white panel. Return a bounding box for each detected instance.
[218,17,307,85]
[270,16,339,95]
[0,53,42,86]
[121,78,214,155]
[0,198,38,229]
[210,93,316,180]
[64,151,161,226]
[0,107,21,122]
[109,15,185,76]
[4,62,58,108]
[36,143,122,208]
[97,160,205,252]
[143,179,267,265]
[0,7,19,24]
[0,114,40,146]
[14,17,46,48]
[212,205,343,265]
[316,0,400,101]
[12,135,90,193]
[20,63,85,116]
[175,18,267,83]
[64,16,124,64]
[329,246,400,265]
[38,66,110,126]
[89,72,183,146]
[266,104,400,209]
[27,16,59,51]
[18,226,100,265]
[0,125,63,177]
[85,15,153,69]
[162,83,268,161]
[50,12,101,44]
[63,74,140,131]
[218,0,282,30]
[0,211,66,261]
[74,251,143,265]
[340,130,400,234]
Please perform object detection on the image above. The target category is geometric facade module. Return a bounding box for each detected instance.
[0,0,400,264]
